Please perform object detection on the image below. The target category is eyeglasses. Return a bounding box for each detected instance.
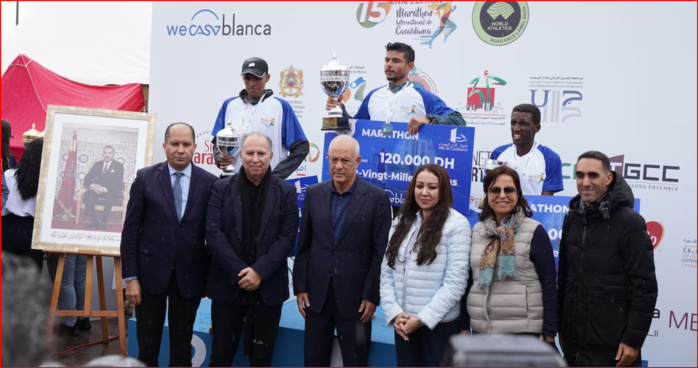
[489,186,517,195]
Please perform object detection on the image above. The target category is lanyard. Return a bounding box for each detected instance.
[384,82,412,125]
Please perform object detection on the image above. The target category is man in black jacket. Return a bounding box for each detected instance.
[558,151,658,367]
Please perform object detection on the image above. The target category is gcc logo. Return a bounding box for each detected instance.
[356,1,391,28]
[646,221,664,250]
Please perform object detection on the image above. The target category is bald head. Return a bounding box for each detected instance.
[327,135,361,193]
[328,135,360,159]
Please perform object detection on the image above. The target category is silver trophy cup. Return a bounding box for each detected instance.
[320,53,350,131]
[215,126,241,177]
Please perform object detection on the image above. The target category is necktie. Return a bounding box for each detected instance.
[103,163,108,173]
[173,172,184,220]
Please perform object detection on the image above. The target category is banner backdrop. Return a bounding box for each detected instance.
[322,122,474,216]
[149,2,697,366]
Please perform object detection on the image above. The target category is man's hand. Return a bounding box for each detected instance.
[125,279,142,306]
[237,267,262,291]
[407,116,431,135]
[218,155,235,170]
[358,299,376,324]
[296,292,310,318]
[615,342,639,367]
[460,329,472,335]
[326,95,344,111]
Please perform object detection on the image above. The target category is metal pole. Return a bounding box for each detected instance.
[15,1,19,25]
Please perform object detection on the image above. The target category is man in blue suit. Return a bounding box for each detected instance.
[293,135,392,366]
[205,132,298,366]
[120,123,218,367]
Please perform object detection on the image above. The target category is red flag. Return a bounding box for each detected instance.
[55,130,78,217]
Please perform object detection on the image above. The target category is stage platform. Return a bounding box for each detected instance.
[128,298,397,366]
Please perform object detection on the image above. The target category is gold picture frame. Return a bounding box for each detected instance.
[32,105,156,256]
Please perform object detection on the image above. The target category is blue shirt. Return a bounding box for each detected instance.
[330,178,358,244]
[168,163,192,217]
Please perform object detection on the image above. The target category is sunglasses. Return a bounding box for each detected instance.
[489,186,517,195]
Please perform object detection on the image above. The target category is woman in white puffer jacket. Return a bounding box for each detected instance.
[380,164,471,367]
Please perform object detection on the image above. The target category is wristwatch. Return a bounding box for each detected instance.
[426,113,435,124]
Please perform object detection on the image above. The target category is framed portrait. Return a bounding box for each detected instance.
[32,105,156,256]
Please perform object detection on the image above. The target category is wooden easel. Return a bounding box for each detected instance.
[46,251,127,356]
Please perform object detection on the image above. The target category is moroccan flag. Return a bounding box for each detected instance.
[55,130,78,216]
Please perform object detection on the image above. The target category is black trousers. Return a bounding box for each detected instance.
[1,214,43,271]
[394,320,458,367]
[83,190,119,224]
[304,285,372,367]
[135,270,201,367]
[209,299,282,367]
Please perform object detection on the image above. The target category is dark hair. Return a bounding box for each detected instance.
[480,165,532,222]
[385,42,415,64]
[164,122,195,143]
[512,104,541,126]
[577,150,611,173]
[103,145,115,153]
[2,119,12,172]
[14,138,43,200]
[385,164,453,268]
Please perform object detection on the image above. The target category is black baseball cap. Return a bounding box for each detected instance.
[240,57,268,77]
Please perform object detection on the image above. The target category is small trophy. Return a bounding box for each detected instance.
[215,126,241,177]
[320,53,351,131]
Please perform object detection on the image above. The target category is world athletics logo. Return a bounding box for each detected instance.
[472,1,529,46]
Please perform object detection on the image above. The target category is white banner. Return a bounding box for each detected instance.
[150,2,697,366]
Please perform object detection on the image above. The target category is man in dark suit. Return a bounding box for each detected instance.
[206,132,298,366]
[293,135,392,366]
[83,145,124,229]
[120,123,218,367]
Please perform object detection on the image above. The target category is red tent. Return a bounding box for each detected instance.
[1,54,145,160]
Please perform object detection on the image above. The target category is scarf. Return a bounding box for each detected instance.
[579,189,612,219]
[478,207,526,288]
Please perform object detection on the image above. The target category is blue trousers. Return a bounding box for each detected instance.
[47,253,87,327]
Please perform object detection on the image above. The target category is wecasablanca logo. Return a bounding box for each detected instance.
[356,1,391,28]
[645,221,664,250]
[278,65,304,98]
[408,67,437,94]
[166,9,271,37]
[472,1,529,46]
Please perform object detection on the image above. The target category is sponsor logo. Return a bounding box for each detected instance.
[472,1,529,46]
[460,70,508,126]
[356,1,391,28]
[562,155,681,193]
[438,128,469,152]
[408,67,437,94]
[645,221,664,250]
[166,9,271,37]
[668,310,697,331]
[385,188,406,206]
[401,105,417,116]
[260,118,274,128]
[278,65,304,98]
[193,130,215,166]
[681,238,696,268]
[295,142,321,177]
[471,150,493,183]
[340,65,369,116]
[609,154,680,192]
[529,76,583,124]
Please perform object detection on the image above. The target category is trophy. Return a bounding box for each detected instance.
[320,53,351,131]
[215,126,241,177]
